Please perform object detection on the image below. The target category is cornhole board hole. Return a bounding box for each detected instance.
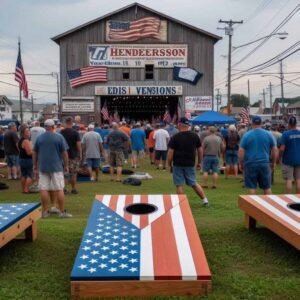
[71,194,211,299]
[239,194,300,250]
[0,203,41,248]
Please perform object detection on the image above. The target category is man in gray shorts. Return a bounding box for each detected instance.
[33,119,72,218]
[279,116,300,193]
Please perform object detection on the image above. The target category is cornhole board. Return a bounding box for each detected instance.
[239,194,300,250]
[71,194,211,299]
[0,203,41,248]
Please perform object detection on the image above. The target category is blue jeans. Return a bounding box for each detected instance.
[19,158,33,178]
[173,166,197,186]
[225,149,238,165]
[6,155,19,167]
[244,163,271,189]
[203,156,219,173]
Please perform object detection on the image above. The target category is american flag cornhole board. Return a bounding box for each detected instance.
[0,203,41,248]
[71,194,211,298]
[239,195,300,250]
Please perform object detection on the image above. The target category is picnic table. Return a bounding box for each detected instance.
[0,203,41,248]
[239,194,300,250]
[71,194,211,299]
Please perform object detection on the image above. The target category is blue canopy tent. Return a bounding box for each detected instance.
[191,111,236,125]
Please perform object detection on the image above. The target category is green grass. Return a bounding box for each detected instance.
[0,165,299,300]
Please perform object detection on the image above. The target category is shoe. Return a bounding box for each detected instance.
[90,177,95,181]
[212,186,217,189]
[64,189,69,195]
[203,202,209,207]
[202,185,208,188]
[59,210,72,218]
[49,207,60,214]
[71,189,79,194]
[42,211,50,218]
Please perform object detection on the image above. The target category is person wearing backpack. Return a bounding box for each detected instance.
[224,125,240,178]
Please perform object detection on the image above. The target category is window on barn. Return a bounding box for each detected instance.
[145,64,154,80]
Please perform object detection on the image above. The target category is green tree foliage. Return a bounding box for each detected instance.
[231,94,249,108]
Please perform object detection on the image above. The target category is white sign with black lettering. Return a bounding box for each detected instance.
[62,101,94,112]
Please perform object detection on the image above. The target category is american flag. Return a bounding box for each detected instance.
[177,102,183,119]
[108,17,161,42]
[163,109,171,124]
[0,203,40,233]
[71,195,211,281]
[67,67,107,88]
[113,110,120,123]
[101,101,110,121]
[239,107,251,124]
[15,47,29,98]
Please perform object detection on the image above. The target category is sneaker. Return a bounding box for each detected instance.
[203,201,209,207]
[42,211,50,218]
[71,189,79,194]
[90,177,95,181]
[59,210,73,218]
[49,207,60,214]
[64,189,69,195]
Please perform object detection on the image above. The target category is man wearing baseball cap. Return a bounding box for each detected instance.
[168,117,209,206]
[33,119,71,218]
[279,116,300,193]
[239,116,277,195]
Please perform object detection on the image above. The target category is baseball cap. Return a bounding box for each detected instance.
[252,116,262,125]
[288,116,297,126]
[178,117,190,125]
[44,119,55,127]
[88,124,95,129]
[194,125,200,131]
[8,122,16,128]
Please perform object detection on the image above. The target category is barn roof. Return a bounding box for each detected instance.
[52,2,221,44]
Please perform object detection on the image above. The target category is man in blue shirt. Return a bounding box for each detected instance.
[239,116,277,195]
[130,123,146,168]
[279,116,300,193]
[33,119,71,218]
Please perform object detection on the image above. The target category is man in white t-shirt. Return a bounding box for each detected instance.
[30,121,46,147]
[153,123,170,170]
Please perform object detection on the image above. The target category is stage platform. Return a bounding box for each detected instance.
[239,194,300,250]
[0,203,41,248]
[71,194,211,298]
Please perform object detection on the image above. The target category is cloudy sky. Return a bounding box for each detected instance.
[0,0,299,107]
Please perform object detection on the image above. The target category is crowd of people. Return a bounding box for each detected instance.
[0,114,299,218]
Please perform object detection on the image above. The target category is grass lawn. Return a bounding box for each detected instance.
[0,163,299,300]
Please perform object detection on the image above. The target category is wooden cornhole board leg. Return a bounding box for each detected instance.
[245,214,256,230]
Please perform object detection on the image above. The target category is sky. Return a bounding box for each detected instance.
[0,0,299,108]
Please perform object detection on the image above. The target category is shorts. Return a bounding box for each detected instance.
[149,147,154,153]
[39,172,64,191]
[225,149,238,165]
[0,149,4,159]
[155,150,167,161]
[132,150,145,158]
[109,151,124,167]
[173,166,197,187]
[203,156,219,173]
[6,155,19,167]
[281,164,300,180]
[68,158,80,176]
[244,163,271,189]
[19,158,33,178]
[86,158,100,169]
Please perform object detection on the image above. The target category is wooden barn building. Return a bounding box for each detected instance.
[52,2,221,124]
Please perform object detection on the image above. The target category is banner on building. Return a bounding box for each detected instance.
[89,44,187,68]
[106,17,167,42]
[185,96,212,112]
[95,85,183,96]
[62,101,94,112]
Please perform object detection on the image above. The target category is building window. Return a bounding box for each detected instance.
[122,70,130,80]
[145,64,154,80]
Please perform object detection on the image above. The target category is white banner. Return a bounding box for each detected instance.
[88,44,187,68]
[95,86,183,96]
[62,101,94,112]
[185,96,212,112]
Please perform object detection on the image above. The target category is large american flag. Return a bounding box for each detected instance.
[15,47,29,98]
[239,107,251,124]
[0,203,40,233]
[71,195,211,281]
[101,101,110,121]
[108,17,161,42]
[163,109,172,124]
[67,66,107,88]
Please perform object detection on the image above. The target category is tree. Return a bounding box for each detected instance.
[231,94,249,108]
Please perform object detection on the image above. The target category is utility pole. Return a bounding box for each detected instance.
[261,89,266,109]
[31,94,34,121]
[218,19,243,115]
[247,79,250,104]
[215,88,221,112]
[280,60,285,115]
[269,82,273,110]
[52,72,60,120]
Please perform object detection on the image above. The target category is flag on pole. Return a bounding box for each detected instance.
[15,47,29,98]
[239,107,251,124]
[172,113,177,124]
[67,66,107,88]
[113,110,120,123]
[163,108,171,124]
[101,101,110,121]
[107,17,161,42]
[173,67,203,85]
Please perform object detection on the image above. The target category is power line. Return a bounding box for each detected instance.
[0,80,57,94]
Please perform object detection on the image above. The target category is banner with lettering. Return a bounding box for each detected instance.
[185,96,212,112]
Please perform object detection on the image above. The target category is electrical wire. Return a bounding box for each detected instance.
[0,80,57,94]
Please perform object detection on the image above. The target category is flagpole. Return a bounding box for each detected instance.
[18,39,23,123]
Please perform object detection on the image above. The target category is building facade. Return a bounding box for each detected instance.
[0,96,12,119]
[52,3,220,124]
